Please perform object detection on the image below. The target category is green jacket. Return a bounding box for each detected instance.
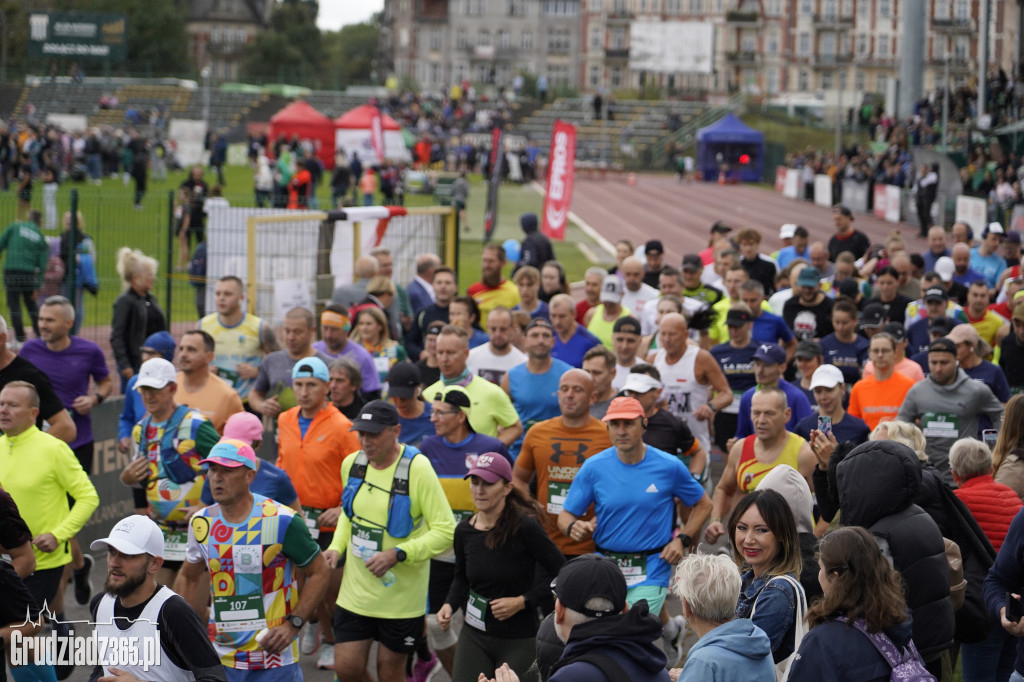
[0,220,49,285]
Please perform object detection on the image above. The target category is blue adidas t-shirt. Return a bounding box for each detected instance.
[201,459,298,506]
[819,333,870,385]
[563,445,705,588]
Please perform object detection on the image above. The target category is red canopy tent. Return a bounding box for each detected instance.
[334,105,410,166]
[268,100,336,169]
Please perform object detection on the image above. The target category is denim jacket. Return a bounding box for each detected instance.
[736,570,799,663]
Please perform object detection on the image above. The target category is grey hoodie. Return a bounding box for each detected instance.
[897,368,1003,481]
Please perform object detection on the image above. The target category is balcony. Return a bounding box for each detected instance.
[812,53,854,68]
[206,41,247,56]
[605,47,629,60]
[854,55,897,67]
[725,50,758,63]
[607,9,632,23]
[931,17,974,32]
[463,45,521,60]
[813,13,855,28]
[414,0,448,22]
[725,10,760,23]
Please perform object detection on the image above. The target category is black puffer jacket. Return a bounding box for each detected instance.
[519,212,555,269]
[836,440,954,662]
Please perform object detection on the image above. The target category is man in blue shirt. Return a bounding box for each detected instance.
[970,222,1008,292]
[731,343,813,448]
[740,279,796,361]
[775,225,810,269]
[549,294,601,368]
[558,396,712,616]
[501,317,573,458]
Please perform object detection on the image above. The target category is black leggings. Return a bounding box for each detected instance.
[4,270,39,341]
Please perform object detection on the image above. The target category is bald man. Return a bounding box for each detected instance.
[513,368,612,557]
[951,242,987,290]
[647,313,732,461]
[620,256,660,318]
[549,294,601,368]
[331,255,380,312]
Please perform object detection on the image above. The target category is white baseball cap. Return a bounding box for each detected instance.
[600,275,624,303]
[934,256,955,283]
[90,514,165,558]
[809,364,845,390]
[779,223,797,240]
[135,358,177,390]
[621,373,662,394]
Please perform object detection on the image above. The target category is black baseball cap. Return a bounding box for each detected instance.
[710,222,732,234]
[859,302,888,329]
[928,338,957,355]
[385,362,421,399]
[681,254,703,272]
[425,320,445,337]
[881,322,906,342]
[836,278,859,299]
[551,554,627,619]
[794,340,823,359]
[725,309,753,326]
[924,286,948,302]
[350,400,400,433]
[526,317,554,333]
[612,316,641,336]
[432,385,474,430]
[645,240,664,254]
[833,204,853,218]
[928,317,956,336]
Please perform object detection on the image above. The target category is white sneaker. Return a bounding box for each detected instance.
[299,622,320,655]
[662,614,687,668]
[316,643,335,670]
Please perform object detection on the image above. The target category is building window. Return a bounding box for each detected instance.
[933,37,946,58]
[823,0,837,18]
[457,28,468,48]
[741,34,756,51]
[799,32,810,54]
[478,29,490,46]
[689,0,702,12]
[767,68,778,93]
[430,62,440,84]
[857,0,868,15]
[767,31,779,54]
[510,0,527,14]
[430,29,441,50]
[800,0,812,14]
[798,70,809,89]
[954,36,968,58]
[878,34,889,56]
[612,27,625,48]
[856,34,867,55]
[522,31,533,49]
[543,0,579,15]
[879,0,890,16]
[499,29,511,48]
[548,29,571,51]
[612,67,622,86]
[591,26,602,48]
[821,33,836,56]
[590,64,601,86]
[765,0,781,13]
[822,71,833,89]
[934,0,950,18]
[855,69,865,90]
[954,0,967,18]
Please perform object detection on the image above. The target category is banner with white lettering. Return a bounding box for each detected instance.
[542,120,576,241]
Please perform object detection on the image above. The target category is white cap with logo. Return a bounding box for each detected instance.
[135,358,177,390]
[90,514,165,558]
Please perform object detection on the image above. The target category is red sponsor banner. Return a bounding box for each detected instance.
[370,107,385,163]
[873,184,887,220]
[774,166,787,193]
[542,120,576,241]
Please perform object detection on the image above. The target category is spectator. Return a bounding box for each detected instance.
[992,394,1024,501]
[518,212,554,271]
[0,210,48,345]
[110,247,166,390]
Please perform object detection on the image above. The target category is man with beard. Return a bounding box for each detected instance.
[178,439,330,677]
[173,330,244,433]
[468,243,520,328]
[468,306,526,385]
[89,514,226,681]
[782,267,834,342]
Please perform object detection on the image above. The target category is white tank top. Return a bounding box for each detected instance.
[653,345,710,454]
[95,586,196,682]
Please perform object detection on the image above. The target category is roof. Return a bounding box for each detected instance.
[696,112,764,143]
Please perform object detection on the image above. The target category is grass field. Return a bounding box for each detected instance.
[0,165,611,335]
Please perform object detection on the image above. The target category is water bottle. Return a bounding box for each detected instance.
[379,570,396,588]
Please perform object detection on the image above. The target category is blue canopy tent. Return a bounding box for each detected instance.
[696,113,765,183]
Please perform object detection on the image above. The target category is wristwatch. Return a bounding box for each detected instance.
[677,534,693,549]
[286,614,304,629]
[395,548,407,562]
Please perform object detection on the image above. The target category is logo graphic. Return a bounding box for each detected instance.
[645,483,659,493]
[11,601,162,671]
[542,120,576,240]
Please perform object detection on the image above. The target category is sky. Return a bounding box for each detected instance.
[317,1,384,31]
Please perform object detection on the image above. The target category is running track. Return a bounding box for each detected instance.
[567,174,920,263]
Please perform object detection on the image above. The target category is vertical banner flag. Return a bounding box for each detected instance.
[542,120,576,241]
[370,107,385,164]
[484,125,505,241]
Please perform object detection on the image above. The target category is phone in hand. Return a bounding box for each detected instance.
[817,415,833,438]
[1006,592,1023,622]
[983,429,999,450]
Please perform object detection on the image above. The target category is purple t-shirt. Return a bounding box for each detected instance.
[20,337,109,449]
[311,339,383,393]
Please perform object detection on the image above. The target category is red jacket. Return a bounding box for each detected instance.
[954,474,1023,551]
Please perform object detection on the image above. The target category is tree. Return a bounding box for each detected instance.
[321,22,378,87]
[240,0,322,84]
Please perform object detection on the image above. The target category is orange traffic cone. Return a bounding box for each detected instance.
[627,172,637,186]
[718,171,726,184]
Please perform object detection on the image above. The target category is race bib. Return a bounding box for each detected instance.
[723,390,743,415]
[453,509,475,525]
[351,521,384,561]
[213,593,266,633]
[465,590,488,631]
[922,411,959,439]
[215,366,240,385]
[608,552,648,587]
[163,529,188,562]
[374,356,391,375]
[302,506,324,540]
[546,481,571,515]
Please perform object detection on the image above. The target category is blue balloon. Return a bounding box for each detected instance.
[503,239,521,264]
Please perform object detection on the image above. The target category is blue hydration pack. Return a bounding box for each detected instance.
[341,445,422,539]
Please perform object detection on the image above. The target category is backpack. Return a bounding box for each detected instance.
[837,616,937,682]
[341,445,422,539]
[138,405,203,485]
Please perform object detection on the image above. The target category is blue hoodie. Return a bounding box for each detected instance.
[678,618,776,682]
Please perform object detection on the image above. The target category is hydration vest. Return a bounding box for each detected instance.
[341,444,422,539]
[138,404,204,484]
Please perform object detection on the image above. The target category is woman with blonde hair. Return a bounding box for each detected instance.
[110,247,165,389]
[352,305,406,384]
[993,394,1024,501]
